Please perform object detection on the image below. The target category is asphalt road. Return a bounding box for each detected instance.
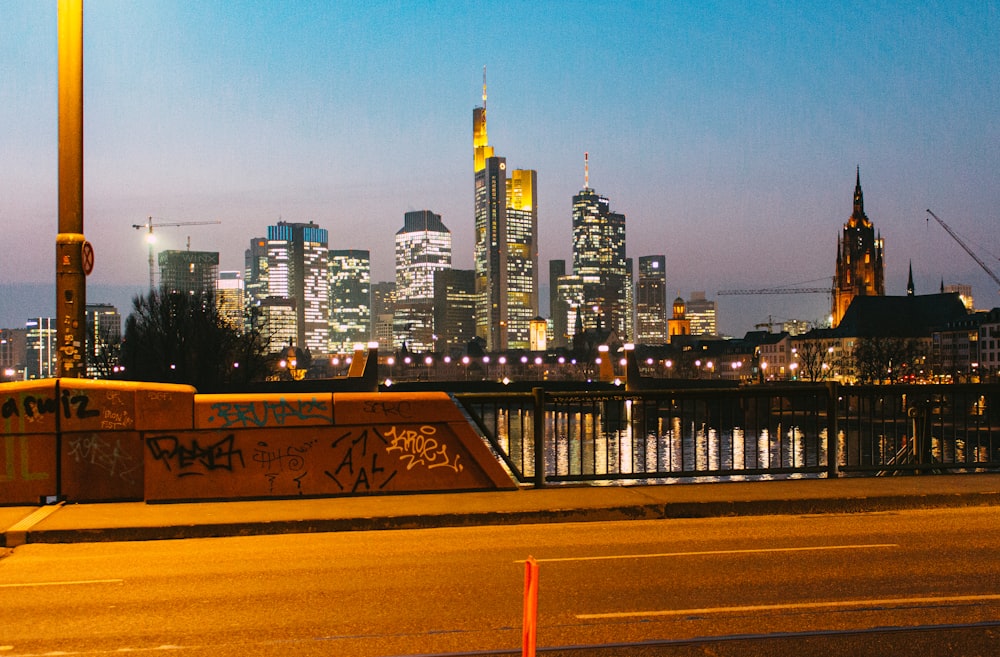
[1,506,999,656]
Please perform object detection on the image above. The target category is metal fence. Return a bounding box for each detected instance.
[456,384,1000,485]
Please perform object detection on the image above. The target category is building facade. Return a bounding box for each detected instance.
[395,211,451,352]
[833,168,885,326]
[158,250,219,296]
[686,291,718,337]
[216,271,244,330]
[25,317,56,380]
[85,303,122,378]
[265,221,330,355]
[328,249,371,354]
[433,268,476,354]
[636,255,667,344]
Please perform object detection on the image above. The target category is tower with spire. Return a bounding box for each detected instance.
[832,167,885,326]
[472,69,538,351]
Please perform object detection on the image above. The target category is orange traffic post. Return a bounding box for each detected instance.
[522,556,539,657]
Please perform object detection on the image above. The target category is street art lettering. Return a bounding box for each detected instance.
[325,429,396,492]
[0,391,100,421]
[146,434,245,477]
[207,398,329,428]
[253,439,318,494]
[0,435,49,483]
[385,425,463,473]
[361,400,412,419]
[66,434,141,484]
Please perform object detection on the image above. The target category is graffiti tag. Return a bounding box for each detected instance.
[67,434,141,484]
[325,428,396,492]
[146,434,245,477]
[385,425,463,473]
[1,391,100,421]
[207,398,329,428]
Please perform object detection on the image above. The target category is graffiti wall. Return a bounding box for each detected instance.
[0,382,515,505]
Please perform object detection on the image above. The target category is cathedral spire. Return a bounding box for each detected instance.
[853,166,864,217]
[907,260,915,296]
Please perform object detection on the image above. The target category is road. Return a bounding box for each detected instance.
[1,506,999,656]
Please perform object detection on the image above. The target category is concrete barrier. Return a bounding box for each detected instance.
[0,380,516,505]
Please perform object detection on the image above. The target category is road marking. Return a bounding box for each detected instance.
[577,594,1000,619]
[518,543,897,564]
[0,579,123,589]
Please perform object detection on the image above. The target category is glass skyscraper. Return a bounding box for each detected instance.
[328,249,371,354]
[265,221,330,356]
[395,211,451,352]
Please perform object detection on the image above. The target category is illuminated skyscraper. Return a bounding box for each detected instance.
[833,168,885,326]
[85,303,121,378]
[395,210,451,352]
[636,255,667,344]
[216,271,244,330]
[472,72,539,350]
[570,154,631,339]
[433,269,476,353]
[328,249,371,354]
[686,291,718,337]
[266,221,330,355]
[25,317,56,380]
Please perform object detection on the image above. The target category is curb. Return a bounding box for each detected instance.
[10,489,1000,545]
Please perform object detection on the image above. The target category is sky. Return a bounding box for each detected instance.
[2,1,999,336]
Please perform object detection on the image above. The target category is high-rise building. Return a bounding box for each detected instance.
[833,168,885,326]
[505,168,539,349]
[686,291,717,337]
[371,281,396,351]
[433,269,476,354]
[0,328,27,380]
[244,237,269,310]
[395,210,451,352]
[328,249,371,354]
[570,154,631,339]
[216,271,244,330]
[472,73,538,351]
[158,250,219,296]
[636,255,667,344]
[25,317,56,380]
[85,303,121,378]
[265,221,330,355]
[549,260,568,348]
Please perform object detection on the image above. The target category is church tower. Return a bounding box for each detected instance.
[832,168,885,326]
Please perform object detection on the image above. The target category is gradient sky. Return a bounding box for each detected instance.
[2,1,998,335]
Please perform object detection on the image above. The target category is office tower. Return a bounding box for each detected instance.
[266,221,330,355]
[216,271,244,330]
[472,73,539,351]
[328,249,371,354]
[371,281,396,351]
[570,154,630,339]
[25,317,56,380]
[85,303,121,378]
[244,237,269,311]
[394,210,451,352]
[686,291,717,336]
[157,250,219,296]
[549,260,568,348]
[0,328,27,380]
[636,256,667,344]
[833,168,885,326]
[433,269,476,353]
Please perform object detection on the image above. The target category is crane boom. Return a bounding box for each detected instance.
[132,216,221,290]
[717,288,829,296]
[926,209,1000,290]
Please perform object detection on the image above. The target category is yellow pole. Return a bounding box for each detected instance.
[56,0,87,377]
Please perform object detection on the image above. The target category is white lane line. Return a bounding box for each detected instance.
[517,543,898,564]
[0,579,123,589]
[577,594,1000,619]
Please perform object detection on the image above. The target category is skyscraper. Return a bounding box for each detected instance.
[216,271,244,330]
[266,221,330,355]
[85,303,121,378]
[395,210,451,352]
[157,250,219,296]
[570,154,630,339]
[636,255,667,344]
[25,317,56,380]
[433,269,476,354]
[833,168,885,326]
[328,249,371,354]
[472,72,539,351]
[686,291,718,337]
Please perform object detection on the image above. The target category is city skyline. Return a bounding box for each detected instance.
[2,1,999,334]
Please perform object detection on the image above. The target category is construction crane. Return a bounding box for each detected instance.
[132,217,221,290]
[926,209,1000,293]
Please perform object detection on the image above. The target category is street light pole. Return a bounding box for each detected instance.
[56,0,88,378]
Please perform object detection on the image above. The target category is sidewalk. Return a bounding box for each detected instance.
[3,473,1000,547]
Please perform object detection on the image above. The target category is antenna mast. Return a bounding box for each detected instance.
[584,152,590,189]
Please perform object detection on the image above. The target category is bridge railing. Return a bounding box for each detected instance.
[456,383,1000,485]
